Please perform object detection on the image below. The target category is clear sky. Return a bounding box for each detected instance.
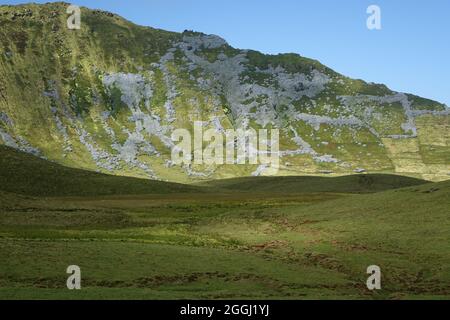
[3,0,450,106]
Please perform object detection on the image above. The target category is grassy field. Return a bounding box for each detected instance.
[0,147,449,299]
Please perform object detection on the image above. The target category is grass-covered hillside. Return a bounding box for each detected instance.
[0,2,448,182]
[0,144,428,196]
[0,145,200,196]
[199,174,428,193]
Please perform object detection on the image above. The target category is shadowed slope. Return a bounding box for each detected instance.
[0,145,430,197]
[0,145,202,196]
[199,174,430,193]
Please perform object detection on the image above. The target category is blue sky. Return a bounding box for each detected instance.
[3,0,450,106]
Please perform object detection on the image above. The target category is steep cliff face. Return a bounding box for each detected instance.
[0,2,449,182]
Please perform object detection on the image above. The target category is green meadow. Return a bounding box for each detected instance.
[0,146,449,299]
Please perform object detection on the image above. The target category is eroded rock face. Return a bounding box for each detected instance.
[0,126,40,156]
[102,73,153,109]
[0,3,448,181]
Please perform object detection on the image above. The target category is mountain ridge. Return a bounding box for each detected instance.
[0,2,449,182]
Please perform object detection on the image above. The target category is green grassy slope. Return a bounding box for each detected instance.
[0,144,430,197]
[0,190,34,208]
[0,145,201,196]
[0,3,448,182]
[200,174,429,193]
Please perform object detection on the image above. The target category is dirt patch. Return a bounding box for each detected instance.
[249,240,289,251]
